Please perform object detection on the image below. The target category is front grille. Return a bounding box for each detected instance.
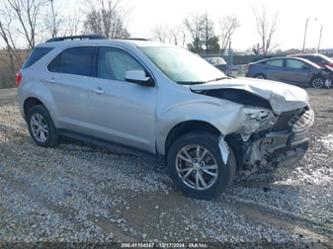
[289,109,315,133]
[271,109,301,131]
[272,107,314,133]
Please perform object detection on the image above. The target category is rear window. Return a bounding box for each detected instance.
[48,47,95,77]
[23,47,53,69]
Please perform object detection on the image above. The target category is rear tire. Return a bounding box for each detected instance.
[27,105,59,147]
[311,76,324,88]
[167,132,236,200]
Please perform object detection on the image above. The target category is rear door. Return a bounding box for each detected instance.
[47,46,96,131]
[282,59,311,85]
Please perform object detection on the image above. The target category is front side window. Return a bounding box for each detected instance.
[266,59,283,67]
[97,47,145,81]
[48,46,95,77]
[286,59,306,69]
[140,46,226,85]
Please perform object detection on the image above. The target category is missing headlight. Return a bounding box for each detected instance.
[239,107,277,134]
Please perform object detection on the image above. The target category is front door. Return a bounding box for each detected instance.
[87,46,157,153]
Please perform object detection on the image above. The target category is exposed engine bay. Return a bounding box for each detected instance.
[193,86,315,173]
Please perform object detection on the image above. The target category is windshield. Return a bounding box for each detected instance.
[140,46,227,85]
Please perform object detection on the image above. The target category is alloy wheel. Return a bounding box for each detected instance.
[30,113,49,143]
[312,78,324,88]
[175,144,218,190]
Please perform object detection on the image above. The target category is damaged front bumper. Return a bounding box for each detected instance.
[245,107,314,168]
[226,107,314,171]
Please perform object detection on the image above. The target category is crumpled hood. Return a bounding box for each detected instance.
[190,77,309,114]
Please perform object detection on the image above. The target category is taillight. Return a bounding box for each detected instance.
[16,70,22,87]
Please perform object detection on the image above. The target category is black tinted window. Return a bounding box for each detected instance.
[302,56,323,64]
[23,47,53,69]
[312,56,325,63]
[304,56,319,63]
[48,47,95,76]
[97,47,144,81]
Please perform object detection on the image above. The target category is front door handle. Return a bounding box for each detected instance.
[93,87,105,95]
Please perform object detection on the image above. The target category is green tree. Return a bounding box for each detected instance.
[185,13,220,53]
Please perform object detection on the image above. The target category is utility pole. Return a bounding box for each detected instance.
[302,18,309,53]
[317,25,323,53]
[228,40,233,75]
[50,0,56,38]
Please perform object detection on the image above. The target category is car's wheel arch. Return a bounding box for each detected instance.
[163,120,222,156]
[23,97,47,120]
[254,73,266,79]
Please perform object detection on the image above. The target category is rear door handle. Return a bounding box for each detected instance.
[93,87,105,95]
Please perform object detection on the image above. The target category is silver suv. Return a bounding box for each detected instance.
[17,35,314,199]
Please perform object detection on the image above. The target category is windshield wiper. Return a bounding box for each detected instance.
[177,77,229,85]
[176,81,206,85]
[205,77,229,83]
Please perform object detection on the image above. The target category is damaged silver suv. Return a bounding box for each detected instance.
[17,35,314,199]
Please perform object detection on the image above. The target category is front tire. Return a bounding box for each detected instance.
[27,105,59,147]
[167,132,236,200]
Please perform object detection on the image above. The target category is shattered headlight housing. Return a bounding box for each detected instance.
[239,107,277,134]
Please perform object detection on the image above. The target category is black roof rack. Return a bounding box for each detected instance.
[119,38,150,41]
[46,35,106,43]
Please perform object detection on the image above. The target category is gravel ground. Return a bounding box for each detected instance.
[0,88,332,248]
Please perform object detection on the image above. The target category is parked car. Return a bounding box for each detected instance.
[287,53,333,68]
[203,56,227,72]
[246,56,332,88]
[17,35,314,200]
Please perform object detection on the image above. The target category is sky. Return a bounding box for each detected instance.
[4,0,333,51]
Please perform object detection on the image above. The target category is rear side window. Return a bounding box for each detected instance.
[286,59,306,69]
[48,47,95,77]
[23,47,53,69]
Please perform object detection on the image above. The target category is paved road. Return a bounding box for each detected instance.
[0,88,17,105]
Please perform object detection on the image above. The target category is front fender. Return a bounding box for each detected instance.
[155,99,243,155]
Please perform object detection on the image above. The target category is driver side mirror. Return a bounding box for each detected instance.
[125,70,154,87]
